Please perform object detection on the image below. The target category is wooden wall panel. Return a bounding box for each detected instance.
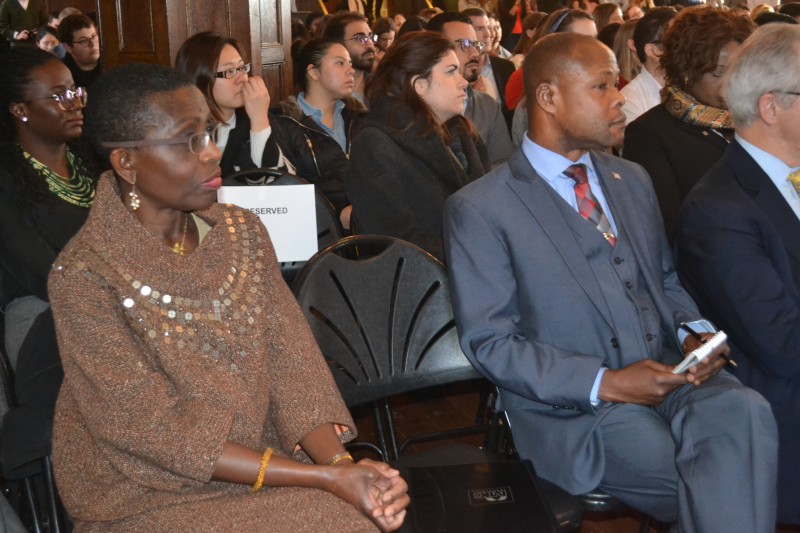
[98,0,169,67]
[45,0,98,17]
[166,0,252,67]
[50,0,293,99]
[256,0,293,99]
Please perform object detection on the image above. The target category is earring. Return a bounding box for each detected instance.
[21,116,28,123]
[128,176,141,211]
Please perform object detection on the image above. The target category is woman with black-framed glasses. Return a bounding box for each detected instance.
[0,46,101,483]
[176,31,291,180]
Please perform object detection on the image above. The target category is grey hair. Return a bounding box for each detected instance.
[724,24,800,128]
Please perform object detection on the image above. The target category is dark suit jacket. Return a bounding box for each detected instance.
[445,148,702,493]
[623,103,730,241]
[675,140,800,523]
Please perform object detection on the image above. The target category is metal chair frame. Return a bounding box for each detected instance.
[0,330,64,533]
[484,387,669,533]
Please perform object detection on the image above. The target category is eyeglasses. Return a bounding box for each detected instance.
[101,126,218,155]
[345,33,377,46]
[72,33,98,47]
[215,63,252,79]
[453,38,485,54]
[773,90,800,97]
[29,87,88,111]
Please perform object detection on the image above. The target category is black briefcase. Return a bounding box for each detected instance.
[402,460,560,533]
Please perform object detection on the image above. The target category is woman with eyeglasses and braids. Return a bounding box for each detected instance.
[270,38,368,229]
[46,62,408,533]
[0,46,100,481]
[176,32,291,181]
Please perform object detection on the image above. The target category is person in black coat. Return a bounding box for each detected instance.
[675,24,800,524]
[270,39,368,227]
[623,6,755,240]
[176,32,287,179]
[347,32,489,261]
[0,47,101,478]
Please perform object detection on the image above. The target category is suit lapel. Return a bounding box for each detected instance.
[506,151,615,330]
[591,153,659,280]
[729,141,800,263]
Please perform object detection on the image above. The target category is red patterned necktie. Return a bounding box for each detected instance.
[564,164,616,246]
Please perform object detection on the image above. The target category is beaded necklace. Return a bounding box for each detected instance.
[22,147,95,208]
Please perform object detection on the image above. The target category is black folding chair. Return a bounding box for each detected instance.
[292,235,584,532]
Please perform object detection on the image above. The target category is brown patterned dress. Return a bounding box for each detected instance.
[48,172,376,532]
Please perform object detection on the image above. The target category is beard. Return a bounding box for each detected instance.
[352,53,375,73]
[463,63,480,83]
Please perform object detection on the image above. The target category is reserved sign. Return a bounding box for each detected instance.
[217,184,317,262]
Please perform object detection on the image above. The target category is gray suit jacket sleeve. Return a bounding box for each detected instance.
[444,192,603,415]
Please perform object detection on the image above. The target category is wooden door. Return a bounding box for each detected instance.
[97,0,170,66]
[253,0,293,99]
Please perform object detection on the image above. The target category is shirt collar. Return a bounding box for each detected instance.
[735,133,799,185]
[297,93,346,120]
[521,136,594,185]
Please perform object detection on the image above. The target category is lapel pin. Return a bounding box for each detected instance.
[611,172,622,181]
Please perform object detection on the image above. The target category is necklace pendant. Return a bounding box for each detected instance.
[171,243,186,256]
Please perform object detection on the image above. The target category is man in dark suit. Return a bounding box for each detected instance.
[445,33,778,531]
[676,24,800,525]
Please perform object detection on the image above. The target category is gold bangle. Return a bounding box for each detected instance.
[252,447,273,493]
[327,452,354,466]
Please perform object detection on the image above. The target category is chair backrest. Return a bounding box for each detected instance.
[222,168,344,281]
[292,235,481,408]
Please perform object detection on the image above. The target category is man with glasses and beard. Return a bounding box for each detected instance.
[428,12,512,166]
[462,7,516,120]
[321,13,376,106]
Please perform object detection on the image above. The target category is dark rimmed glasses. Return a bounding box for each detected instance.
[29,87,88,111]
[453,38,485,54]
[773,90,800,97]
[72,33,99,48]
[101,126,218,155]
[345,33,378,46]
[215,63,251,79]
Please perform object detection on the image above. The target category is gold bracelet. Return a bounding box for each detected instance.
[327,452,354,466]
[252,447,273,493]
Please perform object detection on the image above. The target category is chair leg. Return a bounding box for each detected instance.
[371,402,391,461]
[22,477,43,533]
[42,456,62,533]
[381,399,400,460]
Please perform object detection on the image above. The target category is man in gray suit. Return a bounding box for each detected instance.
[444,33,778,532]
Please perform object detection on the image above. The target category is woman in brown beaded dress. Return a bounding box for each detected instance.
[47,63,408,532]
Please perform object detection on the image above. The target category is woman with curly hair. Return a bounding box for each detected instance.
[623,6,755,240]
[346,32,489,260]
